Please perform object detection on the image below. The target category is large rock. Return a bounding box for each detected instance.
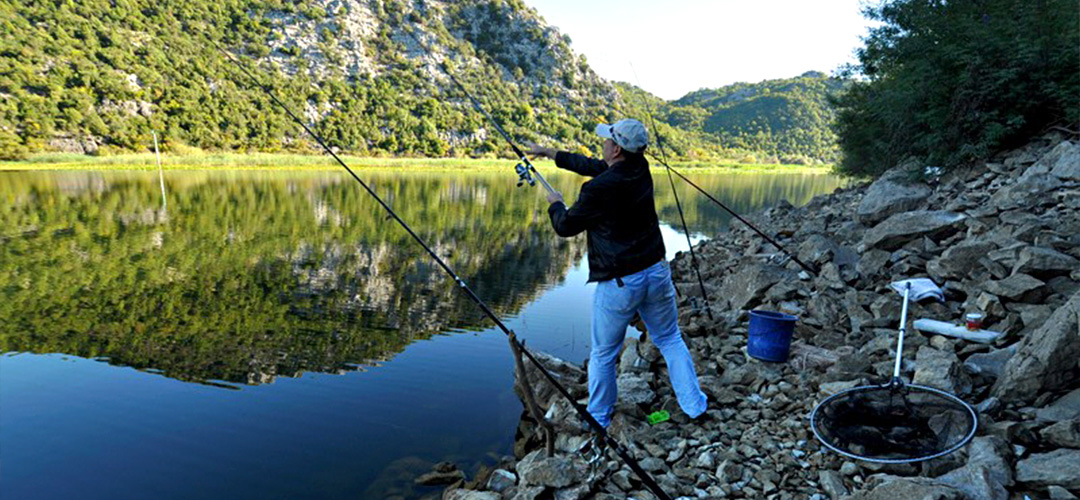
[984,273,1047,302]
[516,449,585,488]
[1014,246,1080,279]
[992,290,1080,404]
[963,347,1016,380]
[967,436,1014,488]
[937,436,1014,500]
[1040,418,1080,448]
[819,469,849,499]
[1016,448,1080,490]
[486,469,517,493]
[861,211,966,251]
[843,476,966,500]
[616,374,655,405]
[990,141,1074,210]
[937,464,1008,500]
[719,263,795,310]
[1048,140,1080,180]
[857,164,932,225]
[928,241,999,281]
[1037,389,1080,423]
[913,346,972,395]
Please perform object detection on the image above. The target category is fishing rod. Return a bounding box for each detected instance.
[399,22,557,197]
[629,63,713,320]
[212,40,674,500]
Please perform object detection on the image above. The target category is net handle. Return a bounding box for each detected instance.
[892,283,911,380]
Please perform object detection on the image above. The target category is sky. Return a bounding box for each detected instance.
[522,0,877,100]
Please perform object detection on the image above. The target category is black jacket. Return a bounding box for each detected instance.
[548,151,665,282]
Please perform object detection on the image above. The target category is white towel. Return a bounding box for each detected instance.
[890,278,945,302]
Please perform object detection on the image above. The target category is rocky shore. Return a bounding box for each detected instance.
[435,133,1080,500]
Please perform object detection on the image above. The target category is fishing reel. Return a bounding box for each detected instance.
[515,163,536,188]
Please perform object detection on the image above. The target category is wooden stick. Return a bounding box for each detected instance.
[508,332,555,457]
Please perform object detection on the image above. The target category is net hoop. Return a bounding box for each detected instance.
[809,382,979,464]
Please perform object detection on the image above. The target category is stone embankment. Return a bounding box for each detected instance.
[435,133,1080,500]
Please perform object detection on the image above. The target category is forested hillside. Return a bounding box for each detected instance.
[0,0,844,164]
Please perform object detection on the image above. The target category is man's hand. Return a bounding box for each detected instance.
[525,142,558,159]
[546,190,564,205]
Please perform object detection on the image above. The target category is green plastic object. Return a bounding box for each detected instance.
[647,410,670,425]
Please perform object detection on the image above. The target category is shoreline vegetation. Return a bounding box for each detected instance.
[0,152,833,174]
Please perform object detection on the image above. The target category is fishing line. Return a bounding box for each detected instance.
[649,156,819,276]
[399,20,557,198]
[212,38,673,500]
[630,62,714,320]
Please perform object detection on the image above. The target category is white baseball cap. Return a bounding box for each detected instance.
[595,119,648,154]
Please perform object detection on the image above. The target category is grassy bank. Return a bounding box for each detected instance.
[0,152,834,174]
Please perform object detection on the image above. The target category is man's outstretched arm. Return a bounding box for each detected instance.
[526,144,607,177]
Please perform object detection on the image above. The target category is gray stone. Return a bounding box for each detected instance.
[818,469,849,499]
[967,436,1014,488]
[913,346,972,395]
[616,374,655,405]
[929,241,1000,281]
[857,164,932,225]
[963,347,1016,380]
[1048,140,1080,180]
[443,489,500,500]
[611,470,633,491]
[991,142,1071,210]
[799,234,841,266]
[516,450,584,488]
[1040,418,1080,448]
[1038,389,1080,423]
[720,263,796,310]
[819,380,862,396]
[937,464,1008,500]
[844,476,966,500]
[1049,485,1079,500]
[993,290,1080,404]
[1014,246,1080,278]
[638,456,665,473]
[618,337,650,374]
[840,461,859,476]
[1016,448,1080,490]
[486,469,517,493]
[858,249,892,280]
[553,484,590,500]
[862,211,967,251]
[715,460,744,483]
[510,486,546,500]
[984,273,1047,302]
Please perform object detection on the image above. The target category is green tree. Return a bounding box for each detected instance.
[833,0,1080,176]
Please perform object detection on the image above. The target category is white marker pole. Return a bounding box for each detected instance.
[153,131,166,211]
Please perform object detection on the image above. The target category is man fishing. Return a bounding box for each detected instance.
[527,119,708,429]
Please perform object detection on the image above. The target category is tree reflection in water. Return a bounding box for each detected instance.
[0,168,845,386]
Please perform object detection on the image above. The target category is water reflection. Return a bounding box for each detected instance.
[0,168,844,386]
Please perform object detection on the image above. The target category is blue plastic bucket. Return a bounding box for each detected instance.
[747,310,798,362]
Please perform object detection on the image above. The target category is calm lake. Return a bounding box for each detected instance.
[0,167,845,499]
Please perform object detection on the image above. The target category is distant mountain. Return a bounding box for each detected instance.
[0,0,843,164]
[632,71,846,164]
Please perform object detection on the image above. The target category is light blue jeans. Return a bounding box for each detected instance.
[588,260,708,427]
